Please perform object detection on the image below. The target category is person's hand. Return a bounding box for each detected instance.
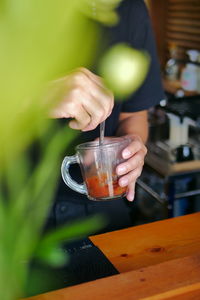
[116,134,147,202]
[49,67,114,131]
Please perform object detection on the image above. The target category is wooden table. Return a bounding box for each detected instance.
[27,213,200,299]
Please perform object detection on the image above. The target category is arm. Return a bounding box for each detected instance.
[116,110,148,143]
[115,110,148,202]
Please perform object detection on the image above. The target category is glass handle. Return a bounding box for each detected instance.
[61,155,87,195]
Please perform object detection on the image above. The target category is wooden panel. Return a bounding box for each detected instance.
[168,0,200,4]
[167,12,200,19]
[165,0,200,62]
[147,0,168,68]
[91,213,200,273]
[169,5,200,11]
[27,254,200,300]
[148,0,200,69]
[166,39,200,51]
[167,19,200,27]
[166,32,200,43]
[166,41,200,51]
[167,25,200,35]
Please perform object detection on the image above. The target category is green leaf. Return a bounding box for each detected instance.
[34,214,106,266]
[80,0,123,26]
[0,1,122,299]
[35,245,68,267]
[38,214,106,249]
[99,43,151,98]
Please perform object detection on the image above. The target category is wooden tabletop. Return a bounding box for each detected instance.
[90,212,200,273]
[27,213,200,300]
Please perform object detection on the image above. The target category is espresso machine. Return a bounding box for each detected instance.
[135,95,200,221]
[146,95,200,171]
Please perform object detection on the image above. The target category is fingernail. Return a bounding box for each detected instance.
[120,178,128,187]
[127,194,134,202]
[123,149,131,159]
[69,121,79,130]
[117,166,126,175]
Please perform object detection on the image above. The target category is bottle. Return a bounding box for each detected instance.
[165,44,179,81]
[181,50,199,92]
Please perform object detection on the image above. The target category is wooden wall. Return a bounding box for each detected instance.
[147,0,200,69]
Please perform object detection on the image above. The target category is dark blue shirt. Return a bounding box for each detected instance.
[81,0,165,141]
[50,0,165,227]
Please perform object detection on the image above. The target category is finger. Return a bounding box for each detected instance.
[81,100,107,131]
[79,67,106,88]
[90,88,114,120]
[68,105,91,130]
[118,168,142,188]
[49,98,74,119]
[126,182,136,202]
[116,151,145,176]
[75,67,109,96]
[63,68,113,131]
[49,106,71,119]
[122,138,147,159]
[79,68,114,117]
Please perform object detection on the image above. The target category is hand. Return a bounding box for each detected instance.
[49,67,114,131]
[116,134,147,202]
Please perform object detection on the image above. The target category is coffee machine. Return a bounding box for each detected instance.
[147,96,200,172]
[135,95,200,221]
[167,113,194,161]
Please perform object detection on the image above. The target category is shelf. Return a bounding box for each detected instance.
[163,78,199,97]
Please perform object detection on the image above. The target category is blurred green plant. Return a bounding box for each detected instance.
[0,1,123,299]
[99,43,150,98]
[0,1,150,299]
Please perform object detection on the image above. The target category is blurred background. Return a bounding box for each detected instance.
[134,0,200,224]
[0,1,200,299]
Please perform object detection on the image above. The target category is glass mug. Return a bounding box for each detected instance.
[61,137,131,201]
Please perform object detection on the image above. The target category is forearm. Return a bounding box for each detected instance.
[115,110,149,144]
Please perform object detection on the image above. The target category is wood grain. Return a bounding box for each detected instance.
[90,213,200,273]
[148,0,200,71]
[26,253,200,300]
[142,282,200,300]
[25,213,200,300]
